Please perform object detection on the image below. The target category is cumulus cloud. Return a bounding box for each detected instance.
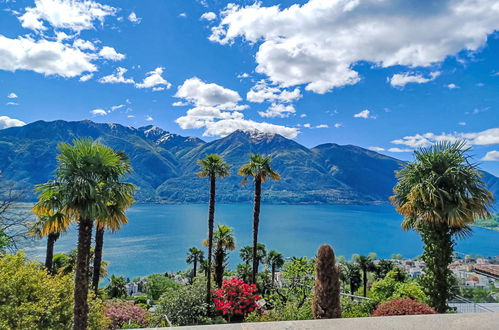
[447,83,459,89]
[175,77,242,108]
[482,151,499,161]
[203,119,298,138]
[201,12,217,21]
[258,103,295,118]
[388,147,413,153]
[90,109,107,116]
[389,71,441,88]
[99,46,125,61]
[7,93,18,99]
[79,73,93,82]
[73,38,95,51]
[128,12,141,24]
[145,115,153,121]
[210,0,499,93]
[18,0,116,32]
[247,80,301,103]
[0,35,96,77]
[0,116,25,129]
[98,67,134,84]
[353,109,375,119]
[369,146,385,152]
[392,128,499,148]
[316,124,328,128]
[135,67,171,91]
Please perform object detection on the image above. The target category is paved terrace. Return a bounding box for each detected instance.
[142,312,499,330]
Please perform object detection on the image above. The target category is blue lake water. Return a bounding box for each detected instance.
[24,203,499,280]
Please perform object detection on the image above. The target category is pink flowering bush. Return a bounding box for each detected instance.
[212,277,261,322]
[104,300,150,329]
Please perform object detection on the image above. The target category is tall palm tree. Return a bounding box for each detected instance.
[186,247,204,278]
[239,154,280,283]
[341,263,362,295]
[353,254,376,297]
[197,154,230,303]
[92,151,134,294]
[203,224,235,288]
[266,250,285,287]
[391,141,493,313]
[34,138,134,330]
[240,243,266,269]
[29,211,69,273]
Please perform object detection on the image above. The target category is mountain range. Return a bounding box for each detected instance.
[1,120,498,204]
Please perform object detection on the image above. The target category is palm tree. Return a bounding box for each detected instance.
[240,243,266,269]
[29,211,69,273]
[266,250,285,287]
[197,154,230,303]
[353,254,376,297]
[186,247,204,278]
[106,275,128,299]
[92,151,134,294]
[239,154,280,283]
[341,263,362,295]
[391,141,493,312]
[34,138,134,330]
[204,224,235,288]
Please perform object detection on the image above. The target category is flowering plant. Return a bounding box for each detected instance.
[104,300,150,329]
[212,277,261,321]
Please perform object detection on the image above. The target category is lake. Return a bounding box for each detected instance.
[24,203,499,279]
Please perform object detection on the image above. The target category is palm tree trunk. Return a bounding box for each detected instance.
[363,269,367,297]
[92,226,105,294]
[214,249,225,288]
[73,218,93,330]
[252,177,262,284]
[206,175,216,305]
[271,264,276,287]
[193,259,197,278]
[45,232,58,273]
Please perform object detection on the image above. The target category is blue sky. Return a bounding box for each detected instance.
[1,0,499,175]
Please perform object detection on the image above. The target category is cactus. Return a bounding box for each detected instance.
[312,244,341,319]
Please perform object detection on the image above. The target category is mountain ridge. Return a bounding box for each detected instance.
[1,120,498,204]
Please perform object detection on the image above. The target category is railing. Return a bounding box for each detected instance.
[340,292,373,301]
[448,295,495,313]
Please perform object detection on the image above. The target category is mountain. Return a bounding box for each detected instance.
[1,120,498,204]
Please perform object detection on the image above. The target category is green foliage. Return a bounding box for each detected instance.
[460,287,498,303]
[146,274,180,301]
[340,297,377,318]
[245,300,313,322]
[153,278,209,326]
[373,260,395,280]
[0,252,109,329]
[106,275,128,299]
[369,269,427,303]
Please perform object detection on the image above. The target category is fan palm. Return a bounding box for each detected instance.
[391,141,493,312]
[186,247,204,278]
[197,154,230,302]
[203,224,235,288]
[266,250,285,287]
[33,138,134,330]
[341,263,362,295]
[353,254,376,297]
[239,153,280,283]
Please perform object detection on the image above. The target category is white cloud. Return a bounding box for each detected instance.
[354,109,375,119]
[73,38,95,51]
[210,0,499,93]
[175,77,242,108]
[458,121,466,126]
[388,147,413,153]
[145,115,153,121]
[334,123,343,128]
[303,123,311,128]
[316,124,328,128]
[6,102,18,106]
[7,93,18,99]
[128,12,141,24]
[369,146,385,152]
[201,12,217,21]
[203,119,298,138]
[237,72,249,79]
[127,114,135,118]
[482,151,499,161]
[179,13,187,18]
[447,83,459,89]
[135,67,171,91]
[258,103,295,118]
[247,80,301,103]
[79,73,93,82]
[99,46,125,61]
[392,128,499,148]
[90,109,107,116]
[0,115,25,129]
[19,0,116,32]
[110,104,124,112]
[98,67,134,84]
[0,35,96,77]
[300,114,307,118]
[389,71,441,88]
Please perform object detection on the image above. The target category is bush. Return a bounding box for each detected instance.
[213,277,261,322]
[104,300,150,329]
[246,300,312,322]
[369,270,427,303]
[340,297,377,318]
[0,252,109,329]
[153,277,209,326]
[372,298,436,316]
[146,274,180,301]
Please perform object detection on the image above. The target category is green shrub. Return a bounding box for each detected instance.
[146,274,180,301]
[245,300,313,322]
[340,297,377,318]
[369,269,427,303]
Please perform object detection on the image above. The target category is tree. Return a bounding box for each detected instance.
[238,154,280,283]
[33,138,135,330]
[273,257,315,309]
[239,246,253,266]
[186,247,204,278]
[391,141,493,312]
[240,243,267,272]
[146,274,180,301]
[341,263,362,295]
[312,245,341,319]
[106,275,128,299]
[353,254,376,297]
[374,259,395,281]
[204,224,235,288]
[266,250,285,287]
[197,154,230,305]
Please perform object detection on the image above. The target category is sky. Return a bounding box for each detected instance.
[1,0,499,175]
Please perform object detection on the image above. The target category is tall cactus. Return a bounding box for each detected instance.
[312,244,341,319]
